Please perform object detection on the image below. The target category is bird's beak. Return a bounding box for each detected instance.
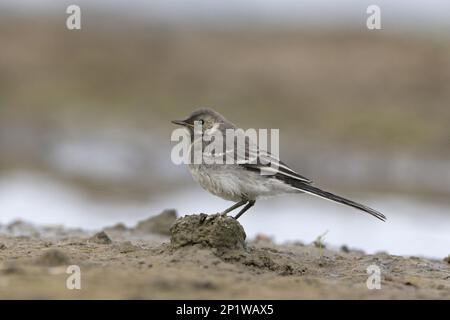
[171,119,193,127]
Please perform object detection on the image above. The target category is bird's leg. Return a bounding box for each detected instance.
[220,200,247,216]
[234,200,256,220]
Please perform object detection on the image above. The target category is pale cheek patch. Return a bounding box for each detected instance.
[205,123,220,135]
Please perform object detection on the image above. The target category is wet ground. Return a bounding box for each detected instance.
[0,211,449,299]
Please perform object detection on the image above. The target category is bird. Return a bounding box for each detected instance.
[172,108,386,222]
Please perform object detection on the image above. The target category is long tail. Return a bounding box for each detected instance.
[291,182,386,222]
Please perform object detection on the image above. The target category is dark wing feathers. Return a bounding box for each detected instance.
[289,181,387,222]
[228,130,386,221]
[241,153,386,222]
[240,145,313,184]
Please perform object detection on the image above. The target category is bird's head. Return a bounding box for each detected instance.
[171,108,228,135]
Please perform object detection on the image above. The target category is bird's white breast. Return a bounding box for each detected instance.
[188,163,297,202]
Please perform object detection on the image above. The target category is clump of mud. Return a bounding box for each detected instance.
[35,249,70,266]
[167,214,306,275]
[170,214,246,250]
[88,231,112,244]
[444,255,450,264]
[134,209,177,236]
[6,220,40,237]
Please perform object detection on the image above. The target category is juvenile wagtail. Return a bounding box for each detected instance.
[172,108,386,221]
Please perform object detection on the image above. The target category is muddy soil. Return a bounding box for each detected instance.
[0,212,449,299]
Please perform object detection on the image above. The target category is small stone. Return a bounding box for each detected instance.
[0,243,6,250]
[88,231,112,244]
[36,249,70,267]
[170,213,246,250]
[134,209,177,235]
[444,255,450,264]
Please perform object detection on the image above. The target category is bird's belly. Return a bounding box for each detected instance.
[188,164,296,202]
[189,165,243,201]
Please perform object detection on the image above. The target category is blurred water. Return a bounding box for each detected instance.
[0,172,449,259]
[3,0,450,32]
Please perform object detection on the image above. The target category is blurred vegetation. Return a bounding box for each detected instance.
[1,15,449,155]
[1,13,450,201]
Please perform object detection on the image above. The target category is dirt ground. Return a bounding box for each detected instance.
[0,211,449,299]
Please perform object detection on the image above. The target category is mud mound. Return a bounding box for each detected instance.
[168,214,304,275]
[89,231,112,244]
[134,209,177,235]
[170,214,246,250]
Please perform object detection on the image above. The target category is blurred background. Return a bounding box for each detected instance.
[0,0,449,258]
